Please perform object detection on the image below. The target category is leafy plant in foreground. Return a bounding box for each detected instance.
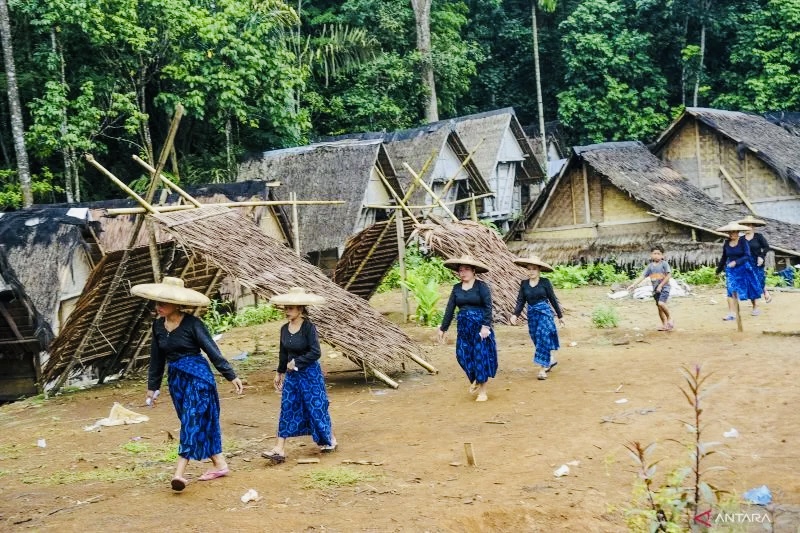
[399,271,443,327]
[591,305,619,328]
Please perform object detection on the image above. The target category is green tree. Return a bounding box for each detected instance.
[557,0,670,144]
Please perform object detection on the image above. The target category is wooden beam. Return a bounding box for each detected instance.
[762,330,800,337]
[694,120,703,185]
[0,300,25,341]
[85,155,157,215]
[291,191,300,256]
[719,165,757,214]
[132,155,202,207]
[403,162,458,222]
[105,199,346,216]
[396,214,409,322]
[407,352,437,374]
[375,167,418,223]
[368,366,399,389]
[531,168,566,231]
[582,164,591,224]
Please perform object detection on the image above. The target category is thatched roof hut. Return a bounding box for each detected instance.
[237,139,402,272]
[506,142,800,270]
[764,111,800,137]
[653,107,800,224]
[452,108,544,229]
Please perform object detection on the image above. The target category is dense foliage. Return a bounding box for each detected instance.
[1,0,798,206]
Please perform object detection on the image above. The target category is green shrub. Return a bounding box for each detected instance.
[765,268,788,288]
[674,266,719,286]
[547,265,590,289]
[591,305,619,328]
[399,271,443,327]
[586,263,629,285]
[202,300,283,335]
[377,243,457,293]
[478,219,502,236]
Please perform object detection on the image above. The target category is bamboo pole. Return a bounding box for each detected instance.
[375,167,419,223]
[437,137,486,201]
[368,366,399,389]
[719,165,757,214]
[403,162,458,222]
[733,292,743,332]
[105,199,346,216]
[132,155,201,207]
[396,214,409,322]
[291,192,300,255]
[363,192,495,210]
[470,198,478,221]
[464,442,476,466]
[407,352,437,374]
[85,155,157,214]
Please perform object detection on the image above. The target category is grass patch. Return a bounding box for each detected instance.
[0,469,8,478]
[303,467,374,489]
[23,467,142,485]
[121,441,149,454]
[155,443,179,463]
[592,305,619,328]
[0,444,21,460]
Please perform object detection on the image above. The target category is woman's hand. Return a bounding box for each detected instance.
[728,260,736,268]
[757,257,764,266]
[509,315,518,326]
[287,359,297,372]
[146,389,158,407]
[558,318,566,327]
[479,326,490,339]
[437,328,446,344]
[273,373,285,392]
[231,377,244,394]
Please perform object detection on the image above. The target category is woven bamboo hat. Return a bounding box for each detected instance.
[443,255,490,274]
[130,277,211,307]
[269,287,327,306]
[735,215,767,227]
[716,222,750,233]
[513,255,554,272]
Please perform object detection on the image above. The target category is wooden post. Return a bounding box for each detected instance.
[582,164,591,224]
[464,442,476,466]
[407,352,437,374]
[368,366,399,389]
[470,197,478,222]
[291,191,300,256]
[396,214,409,323]
[719,165,757,214]
[694,120,703,186]
[733,292,743,332]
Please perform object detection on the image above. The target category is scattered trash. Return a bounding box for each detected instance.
[615,384,623,393]
[371,390,389,396]
[709,298,718,305]
[615,398,628,404]
[607,290,630,300]
[569,341,578,347]
[296,458,320,464]
[130,436,142,441]
[231,351,249,361]
[632,327,640,331]
[743,485,772,505]
[36,438,47,448]
[342,459,384,466]
[84,403,149,431]
[449,462,462,467]
[566,460,580,467]
[240,489,260,503]
[723,428,740,438]
[212,334,223,342]
[553,465,570,477]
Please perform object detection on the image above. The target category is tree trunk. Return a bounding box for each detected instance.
[532,1,548,165]
[693,1,709,107]
[52,28,74,203]
[136,63,154,163]
[681,14,688,107]
[0,0,33,207]
[411,0,438,123]
[225,116,233,181]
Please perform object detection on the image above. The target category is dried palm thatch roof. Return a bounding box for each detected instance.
[152,206,424,376]
[0,209,101,326]
[237,139,399,255]
[764,111,800,137]
[654,107,800,189]
[453,108,544,183]
[42,242,222,388]
[508,142,800,265]
[412,217,530,324]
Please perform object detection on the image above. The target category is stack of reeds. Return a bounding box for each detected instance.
[152,206,423,374]
[412,217,531,324]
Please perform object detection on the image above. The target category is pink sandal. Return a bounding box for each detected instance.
[198,468,229,481]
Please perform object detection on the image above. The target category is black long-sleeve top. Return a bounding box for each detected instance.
[277,319,321,373]
[147,314,237,391]
[716,238,752,274]
[745,233,769,262]
[440,279,493,332]
[513,278,563,318]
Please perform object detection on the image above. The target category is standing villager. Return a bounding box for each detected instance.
[437,255,497,402]
[509,256,564,380]
[131,277,244,492]
[737,215,772,304]
[715,222,762,319]
[262,287,336,464]
[627,245,674,331]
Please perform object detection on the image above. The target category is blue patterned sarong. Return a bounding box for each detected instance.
[755,264,766,293]
[527,301,560,367]
[168,355,222,461]
[455,308,498,384]
[278,361,333,446]
[725,262,762,300]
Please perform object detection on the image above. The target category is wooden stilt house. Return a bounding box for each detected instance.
[506,142,800,270]
[452,108,545,230]
[653,108,800,223]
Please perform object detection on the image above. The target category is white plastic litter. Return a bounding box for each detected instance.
[553,465,570,477]
[212,333,223,342]
[632,278,691,299]
[36,438,47,448]
[240,489,260,503]
[615,398,629,404]
[83,403,149,431]
[566,460,581,467]
[569,341,578,347]
[723,428,740,438]
[607,290,630,300]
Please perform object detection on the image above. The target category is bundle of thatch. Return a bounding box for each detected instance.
[152,206,424,377]
[412,217,530,324]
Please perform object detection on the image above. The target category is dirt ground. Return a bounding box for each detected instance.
[1,285,799,532]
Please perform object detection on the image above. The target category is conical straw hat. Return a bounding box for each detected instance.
[269,287,327,306]
[130,277,211,306]
[735,215,767,227]
[716,222,750,233]
[443,255,490,274]
[513,255,554,272]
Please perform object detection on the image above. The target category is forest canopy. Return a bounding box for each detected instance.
[0,0,797,207]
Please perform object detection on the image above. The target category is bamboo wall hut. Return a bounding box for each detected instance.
[0,253,51,401]
[506,142,800,270]
[653,108,800,224]
[452,108,545,230]
[237,139,403,274]
[328,123,491,219]
[524,120,568,179]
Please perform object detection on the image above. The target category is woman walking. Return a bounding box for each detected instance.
[716,222,763,319]
[132,277,243,492]
[737,215,772,305]
[509,256,564,380]
[437,255,497,402]
[262,287,336,464]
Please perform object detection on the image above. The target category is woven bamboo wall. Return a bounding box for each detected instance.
[601,181,650,221]
[589,170,603,223]
[660,121,702,183]
[537,169,579,227]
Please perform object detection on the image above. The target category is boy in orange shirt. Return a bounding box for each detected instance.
[628,246,673,331]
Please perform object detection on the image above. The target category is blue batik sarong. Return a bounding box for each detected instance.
[527,301,560,367]
[455,308,498,384]
[754,264,766,293]
[278,361,333,446]
[168,355,222,461]
[725,262,762,300]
